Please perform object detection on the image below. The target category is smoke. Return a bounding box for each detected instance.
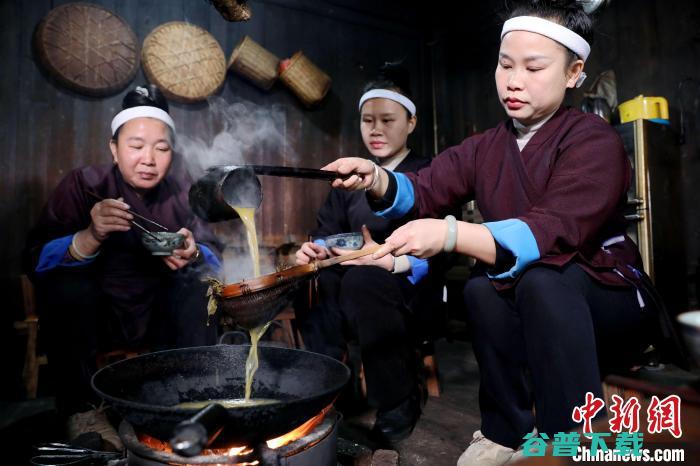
[177,97,289,283]
[177,96,288,179]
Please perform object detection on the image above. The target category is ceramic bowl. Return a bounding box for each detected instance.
[141,232,185,256]
[323,232,364,250]
[677,310,700,366]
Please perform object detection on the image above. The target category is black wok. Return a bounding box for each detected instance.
[91,344,350,446]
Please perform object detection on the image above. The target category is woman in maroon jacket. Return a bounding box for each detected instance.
[323,1,679,464]
[23,85,222,448]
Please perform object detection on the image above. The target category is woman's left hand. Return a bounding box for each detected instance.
[372,219,448,260]
[332,225,395,271]
[163,228,199,270]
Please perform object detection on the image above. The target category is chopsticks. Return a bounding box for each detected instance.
[84,190,168,241]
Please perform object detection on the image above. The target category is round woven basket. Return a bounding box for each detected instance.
[279,52,332,108]
[141,22,226,103]
[228,36,279,90]
[34,2,139,96]
[209,0,252,22]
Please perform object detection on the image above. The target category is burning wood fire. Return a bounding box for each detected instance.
[135,405,330,462]
[265,404,330,449]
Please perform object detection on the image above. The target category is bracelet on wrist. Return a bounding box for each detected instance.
[443,215,458,253]
[364,161,381,192]
[71,233,100,261]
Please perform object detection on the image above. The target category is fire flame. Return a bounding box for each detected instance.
[266,405,331,449]
[136,405,331,463]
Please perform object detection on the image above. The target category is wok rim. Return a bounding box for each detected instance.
[91,344,351,414]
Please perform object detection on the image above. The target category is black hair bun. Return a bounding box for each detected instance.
[122,84,169,113]
[362,60,413,98]
[518,0,582,11]
[378,62,412,97]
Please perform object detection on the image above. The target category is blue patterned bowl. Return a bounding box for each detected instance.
[141,232,185,256]
[324,232,364,250]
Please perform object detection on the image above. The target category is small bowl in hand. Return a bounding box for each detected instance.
[324,232,364,250]
[677,310,700,366]
[141,232,185,256]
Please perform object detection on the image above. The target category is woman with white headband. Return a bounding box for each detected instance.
[323,1,681,464]
[296,63,454,445]
[23,84,222,448]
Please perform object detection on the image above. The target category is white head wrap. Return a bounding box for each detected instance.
[501,15,590,87]
[110,106,176,136]
[358,89,416,116]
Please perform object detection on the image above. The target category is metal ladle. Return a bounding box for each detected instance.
[188,165,352,222]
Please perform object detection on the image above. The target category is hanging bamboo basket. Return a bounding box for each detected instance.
[279,52,332,108]
[34,2,139,96]
[141,22,226,103]
[208,0,252,22]
[228,36,279,90]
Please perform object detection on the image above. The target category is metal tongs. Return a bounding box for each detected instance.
[30,443,123,466]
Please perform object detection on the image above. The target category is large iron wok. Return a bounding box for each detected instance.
[91,344,350,446]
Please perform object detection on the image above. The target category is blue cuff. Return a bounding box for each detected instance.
[406,256,429,285]
[376,172,415,220]
[313,238,327,248]
[36,235,95,273]
[483,219,540,279]
[198,244,221,271]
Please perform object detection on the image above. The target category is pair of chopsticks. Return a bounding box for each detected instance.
[85,190,169,241]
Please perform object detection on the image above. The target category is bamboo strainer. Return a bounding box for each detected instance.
[229,36,280,90]
[209,245,381,329]
[141,22,226,103]
[279,51,332,108]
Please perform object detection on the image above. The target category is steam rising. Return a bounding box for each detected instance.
[177,97,288,282]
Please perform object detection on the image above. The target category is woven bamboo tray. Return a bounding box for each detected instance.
[279,51,332,108]
[209,0,252,22]
[228,36,279,90]
[141,22,226,103]
[34,2,139,96]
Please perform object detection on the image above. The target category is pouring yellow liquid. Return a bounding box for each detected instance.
[232,206,260,278]
[230,205,269,402]
[176,398,278,409]
[245,321,271,400]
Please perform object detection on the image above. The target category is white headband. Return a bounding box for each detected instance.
[110,106,176,136]
[501,16,591,61]
[359,89,416,116]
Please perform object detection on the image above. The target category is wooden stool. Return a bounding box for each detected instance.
[271,307,305,349]
[13,275,47,399]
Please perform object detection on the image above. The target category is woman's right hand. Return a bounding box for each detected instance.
[322,157,382,193]
[88,197,133,242]
[295,241,331,265]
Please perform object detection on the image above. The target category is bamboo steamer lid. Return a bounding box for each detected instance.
[279,51,332,108]
[228,36,279,90]
[141,22,226,103]
[34,2,139,96]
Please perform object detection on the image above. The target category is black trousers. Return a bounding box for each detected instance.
[464,263,655,449]
[298,265,417,409]
[35,266,216,415]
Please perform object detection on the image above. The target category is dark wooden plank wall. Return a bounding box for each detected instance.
[0,0,432,279]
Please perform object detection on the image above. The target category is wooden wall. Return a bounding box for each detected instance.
[0,0,433,280]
